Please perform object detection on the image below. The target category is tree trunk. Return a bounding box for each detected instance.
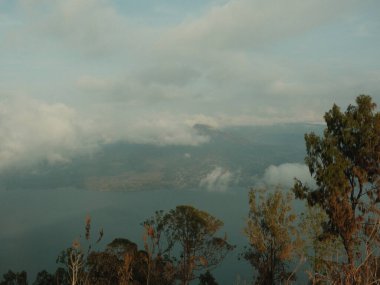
[343,239,355,284]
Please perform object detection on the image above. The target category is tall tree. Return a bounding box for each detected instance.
[105,238,139,284]
[299,205,344,282]
[86,251,121,285]
[198,271,219,285]
[142,213,175,285]
[243,188,302,285]
[56,216,103,285]
[293,95,380,282]
[53,268,69,285]
[33,270,54,285]
[145,205,234,285]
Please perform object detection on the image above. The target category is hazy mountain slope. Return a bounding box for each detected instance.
[0,123,323,192]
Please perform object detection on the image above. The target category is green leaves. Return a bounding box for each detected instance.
[144,205,233,284]
[244,188,302,284]
[294,95,380,282]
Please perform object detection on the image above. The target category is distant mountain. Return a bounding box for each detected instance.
[0,123,323,192]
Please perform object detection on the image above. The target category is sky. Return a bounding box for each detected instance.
[0,0,379,170]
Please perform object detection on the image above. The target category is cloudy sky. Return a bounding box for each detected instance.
[0,0,379,169]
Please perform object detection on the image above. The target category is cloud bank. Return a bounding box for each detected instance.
[257,163,315,189]
[200,167,235,192]
[0,97,209,170]
[0,97,99,170]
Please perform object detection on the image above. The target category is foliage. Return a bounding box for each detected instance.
[56,215,103,285]
[199,270,218,285]
[144,205,234,285]
[53,268,69,285]
[198,270,219,285]
[0,270,28,285]
[86,236,175,285]
[105,237,138,283]
[32,270,54,285]
[142,210,176,285]
[243,188,303,285]
[299,205,345,282]
[86,251,122,285]
[293,95,380,283]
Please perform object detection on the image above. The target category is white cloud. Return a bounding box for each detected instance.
[58,0,368,125]
[76,74,194,103]
[0,96,211,170]
[200,166,234,192]
[111,114,210,146]
[0,96,100,170]
[160,0,356,52]
[257,163,315,189]
[0,0,379,171]
[18,0,146,56]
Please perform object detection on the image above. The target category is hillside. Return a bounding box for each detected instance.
[0,123,322,192]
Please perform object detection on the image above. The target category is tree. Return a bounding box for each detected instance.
[142,210,176,285]
[293,95,380,283]
[299,205,344,282]
[56,215,103,285]
[198,271,219,285]
[243,188,302,285]
[33,270,54,285]
[104,238,138,284]
[86,236,174,285]
[86,251,121,285]
[145,205,234,285]
[53,267,69,285]
[0,270,28,285]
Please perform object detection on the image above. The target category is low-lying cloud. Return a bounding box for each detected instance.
[0,96,210,171]
[257,163,315,189]
[0,96,100,170]
[200,166,235,192]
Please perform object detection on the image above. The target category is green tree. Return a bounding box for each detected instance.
[86,251,121,285]
[104,238,138,284]
[293,95,380,283]
[53,267,69,285]
[33,270,54,285]
[87,237,174,285]
[299,205,344,282]
[198,271,218,285]
[243,188,302,285]
[0,270,28,285]
[142,213,175,285]
[145,205,234,285]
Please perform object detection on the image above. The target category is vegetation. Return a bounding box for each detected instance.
[0,270,27,285]
[1,205,230,285]
[243,188,303,284]
[143,205,234,285]
[299,205,344,281]
[1,95,380,284]
[294,95,380,283]
[56,215,103,285]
